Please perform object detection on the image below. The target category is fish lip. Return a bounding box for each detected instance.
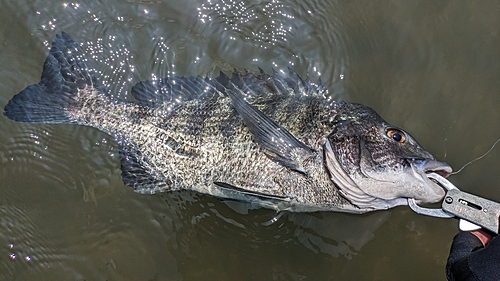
[407,158,452,177]
[422,160,453,178]
[409,159,452,203]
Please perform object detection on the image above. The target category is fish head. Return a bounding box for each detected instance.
[324,103,452,211]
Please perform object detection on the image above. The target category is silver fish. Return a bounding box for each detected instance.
[3,32,452,213]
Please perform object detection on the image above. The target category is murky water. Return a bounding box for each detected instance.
[1,0,499,280]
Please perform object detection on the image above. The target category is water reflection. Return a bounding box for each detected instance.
[223,201,391,259]
[288,212,390,259]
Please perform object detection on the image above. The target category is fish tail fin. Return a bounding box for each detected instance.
[3,32,103,124]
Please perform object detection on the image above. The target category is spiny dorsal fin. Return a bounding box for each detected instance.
[131,68,327,108]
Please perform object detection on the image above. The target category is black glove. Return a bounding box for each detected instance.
[446,231,500,281]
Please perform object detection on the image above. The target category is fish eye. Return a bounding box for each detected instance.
[386,129,406,143]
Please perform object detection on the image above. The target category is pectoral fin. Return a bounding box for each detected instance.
[221,77,315,173]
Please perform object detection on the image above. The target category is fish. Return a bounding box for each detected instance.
[3,32,452,213]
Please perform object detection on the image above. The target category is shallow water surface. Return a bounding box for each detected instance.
[1,1,500,280]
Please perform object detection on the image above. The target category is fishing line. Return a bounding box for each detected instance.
[451,137,500,175]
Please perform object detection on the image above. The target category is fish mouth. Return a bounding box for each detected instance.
[422,160,452,178]
[412,159,453,204]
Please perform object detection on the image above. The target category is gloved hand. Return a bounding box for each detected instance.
[446,230,500,281]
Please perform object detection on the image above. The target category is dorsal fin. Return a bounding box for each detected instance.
[131,68,328,108]
[130,76,218,107]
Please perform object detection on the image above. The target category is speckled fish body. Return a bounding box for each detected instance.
[4,33,452,213]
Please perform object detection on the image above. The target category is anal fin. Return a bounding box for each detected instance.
[119,145,172,194]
